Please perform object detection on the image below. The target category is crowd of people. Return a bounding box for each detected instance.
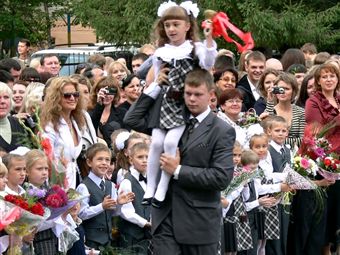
[0,1,340,255]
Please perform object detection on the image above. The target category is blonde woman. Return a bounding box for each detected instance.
[40,77,85,189]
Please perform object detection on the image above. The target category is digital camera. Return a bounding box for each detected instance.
[105,87,117,95]
[272,87,285,94]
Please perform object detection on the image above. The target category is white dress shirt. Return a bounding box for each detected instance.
[77,171,118,221]
[173,107,211,179]
[247,77,260,101]
[260,153,287,183]
[118,167,148,228]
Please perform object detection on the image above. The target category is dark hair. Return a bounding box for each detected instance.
[185,68,214,90]
[314,63,340,92]
[0,70,14,83]
[295,74,314,108]
[287,64,307,74]
[86,143,112,161]
[40,54,59,66]
[122,74,138,89]
[257,68,280,98]
[0,58,22,72]
[280,48,305,71]
[39,72,54,85]
[213,55,235,72]
[75,63,91,74]
[132,53,148,62]
[213,67,238,83]
[19,39,30,47]
[19,67,41,82]
[218,88,244,106]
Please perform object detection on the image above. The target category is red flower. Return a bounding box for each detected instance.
[41,138,53,160]
[4,194,17,203]
[324,158,332,166]
[45,193,65,208]
[30,203,45,216]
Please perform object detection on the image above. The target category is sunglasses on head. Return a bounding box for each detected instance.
[63,92,80,99]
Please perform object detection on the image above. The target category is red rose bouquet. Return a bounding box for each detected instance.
[317,154,340,181]
[0,192,50,255]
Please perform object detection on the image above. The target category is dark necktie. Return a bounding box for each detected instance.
[139,174,147,183]
[182,118,198,145]
[280,147,285,159]
[100,180,105,192]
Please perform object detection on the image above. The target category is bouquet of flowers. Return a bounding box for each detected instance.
[236,108,261,128]
[317,154,340,181]
[298,122,335,160]
[41,185,86,220]
[292,156,318,179]
[283,165,317,190]
[0,192,50,255]
[222,165,263,196]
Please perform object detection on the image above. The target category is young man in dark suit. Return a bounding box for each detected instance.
[237,51,266,110]
[152,68,236,255]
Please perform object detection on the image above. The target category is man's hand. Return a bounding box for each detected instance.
[160,149,181,175]
[156,64,170,86]
[117,191,135,205]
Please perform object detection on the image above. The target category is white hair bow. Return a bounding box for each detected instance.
[115,131,130,151]
[157,1,199,18]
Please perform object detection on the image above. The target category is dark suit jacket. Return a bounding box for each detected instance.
[151,111,235,245]
[236,75,256,111]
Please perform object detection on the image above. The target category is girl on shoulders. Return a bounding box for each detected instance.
[143,0,217,205]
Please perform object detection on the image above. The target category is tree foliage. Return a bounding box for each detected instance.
[72,0,340,53]
[0,0,72,57]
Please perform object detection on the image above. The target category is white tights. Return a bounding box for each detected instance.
[144,126,185,201]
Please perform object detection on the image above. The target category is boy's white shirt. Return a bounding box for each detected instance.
[119,167,148,228]
[0,185,25,196]
[77,171,118,221]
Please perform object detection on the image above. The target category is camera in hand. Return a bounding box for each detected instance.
[272,87,285,94]
[105,87,117,95]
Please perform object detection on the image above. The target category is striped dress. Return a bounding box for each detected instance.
[265,102,305,149]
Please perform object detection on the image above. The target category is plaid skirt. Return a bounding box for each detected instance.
[159,58,195,129]
[261,179,280,240]
[33,229,59,255]
[224,196,253,251]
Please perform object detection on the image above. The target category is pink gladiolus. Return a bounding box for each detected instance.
[300,158,310,169]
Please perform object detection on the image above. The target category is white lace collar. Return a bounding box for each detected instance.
[155,40,194,62]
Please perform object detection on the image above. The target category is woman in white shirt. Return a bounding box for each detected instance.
[40,77,86,189]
